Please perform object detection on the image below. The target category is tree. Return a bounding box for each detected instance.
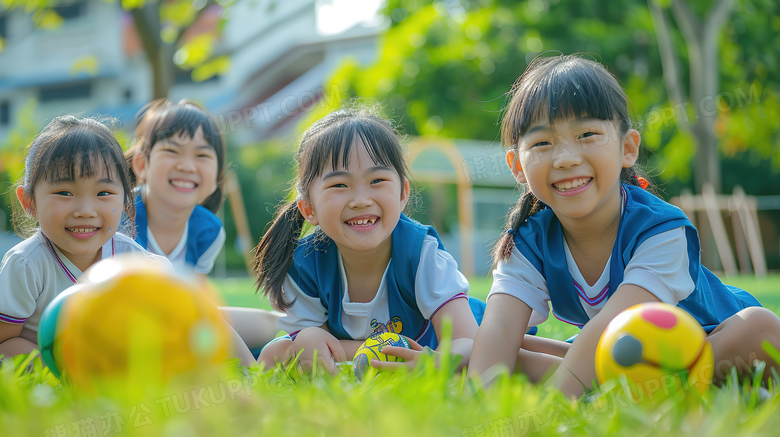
[648,0,731,195]
[324,0,779,193]
[321,0,780,269]
[1,0,233,99]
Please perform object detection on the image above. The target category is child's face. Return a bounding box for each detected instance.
[24,169,124,266]
[507,116,639,220]
[134,126,219,210]
[298,141,410,255]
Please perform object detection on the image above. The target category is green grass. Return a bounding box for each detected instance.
[2,274,780,436]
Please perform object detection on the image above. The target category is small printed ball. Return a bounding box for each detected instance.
[38,256,230,389]
[352,332,410,380]
[595,302,714,400]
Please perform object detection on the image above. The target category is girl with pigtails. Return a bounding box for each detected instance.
[468,54,780,397]
[253,104,563,375]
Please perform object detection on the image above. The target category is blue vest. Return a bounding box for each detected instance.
[513,184,760,333]
[288,214,449,348]
[133,193,223,267]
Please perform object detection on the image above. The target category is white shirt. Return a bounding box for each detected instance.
[145,222,226,275]
[489,226,696,326]
[0,232,170,339]
[278,234,470,339]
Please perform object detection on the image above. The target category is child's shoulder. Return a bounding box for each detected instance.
[190,204,222,230]
[3,232,48,261]
[1,232,54,272]
[623,184,682,215]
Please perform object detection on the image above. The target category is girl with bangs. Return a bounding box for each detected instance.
[253,104,563,375]
[468,54,780,397]
[126,99,280,358]
[0,116,167,358]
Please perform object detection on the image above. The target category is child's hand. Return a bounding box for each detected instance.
[291,327,347,376]
[370,338,441,372]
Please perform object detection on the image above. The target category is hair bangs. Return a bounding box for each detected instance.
[27,123,123,189]
[504,56,630,147]
[301,118,408,195]
[151,103,221,147]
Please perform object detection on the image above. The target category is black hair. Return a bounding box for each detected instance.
[12,115,136,238]
[125,98,227,213]
[252,103,411,311]
[493,54,653,268]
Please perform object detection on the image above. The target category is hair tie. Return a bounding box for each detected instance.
[635,176,649,190]
[506,229,516,236]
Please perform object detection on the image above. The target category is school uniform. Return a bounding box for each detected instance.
[279,214,483,350]
[0,232,165,338]
[134,190,226,275]
[490,184,760,335]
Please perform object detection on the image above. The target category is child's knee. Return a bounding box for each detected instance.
[745,307,780,328]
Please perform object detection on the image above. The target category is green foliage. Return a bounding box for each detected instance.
[325,0,780,196]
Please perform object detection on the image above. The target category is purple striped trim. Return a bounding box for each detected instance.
[288,330,301,340]
[430,292,468,318]
[573,280,610,306]
[550,309,585,328]
[42,234,78,284]
[173,244,186,261]
[42,234,117,285]
[621,185,627,211]
[0,312,27,324]
[415,320,431,342]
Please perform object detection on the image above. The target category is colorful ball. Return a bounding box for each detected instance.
[595,302,713,399]
[352,332,410,380]
[37,256,230,389]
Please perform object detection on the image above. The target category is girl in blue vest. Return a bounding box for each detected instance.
[125,99,281,355]
[253,105,564,375]
[468,55,780,397]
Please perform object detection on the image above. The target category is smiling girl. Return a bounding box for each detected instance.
[0,116,166,358]
[252,105,562,376]
[467,55,780,397]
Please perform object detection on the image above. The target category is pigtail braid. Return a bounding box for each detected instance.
[491,188,543,269]
[251,201,306,311]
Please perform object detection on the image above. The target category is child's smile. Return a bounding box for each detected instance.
[26,171,124,271]
[299,140,410,256]
[170,178,198,193]
[551,176,594,196]
[344,214,381,233]
[509,115,639,222]
[135,126,218,211]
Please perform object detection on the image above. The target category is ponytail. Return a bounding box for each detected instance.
[490,187,546,269]
[252,201,306,311]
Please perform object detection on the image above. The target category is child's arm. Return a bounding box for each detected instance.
[467,294,533,379]
[546,284,660,398]
[0,322,37,358]
[433,297,479,369]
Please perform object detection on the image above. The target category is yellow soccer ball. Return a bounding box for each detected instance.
[44,256,230,389]
[595,302,714,399]
[352,332,410,380]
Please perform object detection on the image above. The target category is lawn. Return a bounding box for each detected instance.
[1,274,779,436]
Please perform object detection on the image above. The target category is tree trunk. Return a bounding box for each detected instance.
[652,0,732,270]
[131,5,173,100]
